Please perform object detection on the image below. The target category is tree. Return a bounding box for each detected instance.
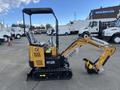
[46,24,52,30]
[11,24,18,27]
[40,24,45,29]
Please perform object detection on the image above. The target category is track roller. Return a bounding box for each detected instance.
[27,68,73,81]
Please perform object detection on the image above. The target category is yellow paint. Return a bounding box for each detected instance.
[29,45,45,68]
[51,47,57,56]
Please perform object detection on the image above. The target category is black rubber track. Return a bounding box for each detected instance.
[27,68,73,81]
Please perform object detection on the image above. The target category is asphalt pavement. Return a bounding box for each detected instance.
[0,35,119,90]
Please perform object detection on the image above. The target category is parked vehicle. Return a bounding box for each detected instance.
[58,29,70,35]
[69,20,89,34]
[47,26,70,35]
[34,29,47,34]
[47,28,54,35]
[34,29,41,34]
[0,34,4,44]
[47,28,70,35]
[78,19,116,38]
[11,26,25,39]
[0,28,12,44]
[102,18,120,44]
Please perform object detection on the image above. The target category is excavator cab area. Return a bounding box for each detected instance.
[23,8,58,55]
[23,8,72,80]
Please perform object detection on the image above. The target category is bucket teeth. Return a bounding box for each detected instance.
[83,58,98,74]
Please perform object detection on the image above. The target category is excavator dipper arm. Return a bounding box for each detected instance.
[61,37,116,74]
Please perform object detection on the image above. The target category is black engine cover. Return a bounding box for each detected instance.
[45,55,69,68]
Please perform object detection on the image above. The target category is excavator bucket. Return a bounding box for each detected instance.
[83,58,98,74]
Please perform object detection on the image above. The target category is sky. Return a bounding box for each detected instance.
[0,0,120,26]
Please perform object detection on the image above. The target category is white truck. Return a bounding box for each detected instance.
[0,28,12,44]
[58,29,70,35]
[47,27,70,35]
[102,18,120,44]
[11,26,25,39]
[78,19,116,38]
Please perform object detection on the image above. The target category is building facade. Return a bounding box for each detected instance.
[89,5,120,19]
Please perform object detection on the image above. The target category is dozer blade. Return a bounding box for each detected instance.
[27,68,73,81]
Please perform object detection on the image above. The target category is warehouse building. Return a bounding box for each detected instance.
[89,5,120,19]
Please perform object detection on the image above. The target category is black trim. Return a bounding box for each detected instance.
[0,38,4,43]
[23,8,53,15]
[102,36,111,41]
[103,56,110,66]
[29,61,34,68]
[91,32,99,34]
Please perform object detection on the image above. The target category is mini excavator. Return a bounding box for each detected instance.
[22,8,116,80]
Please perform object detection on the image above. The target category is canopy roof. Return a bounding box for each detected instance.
[23,8,53,15]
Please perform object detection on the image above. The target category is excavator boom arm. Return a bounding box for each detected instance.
[61,37,116,74]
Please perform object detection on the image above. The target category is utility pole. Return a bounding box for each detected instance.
[74,11,77,21]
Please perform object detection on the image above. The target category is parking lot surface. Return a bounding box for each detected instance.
[0,35,119,90]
